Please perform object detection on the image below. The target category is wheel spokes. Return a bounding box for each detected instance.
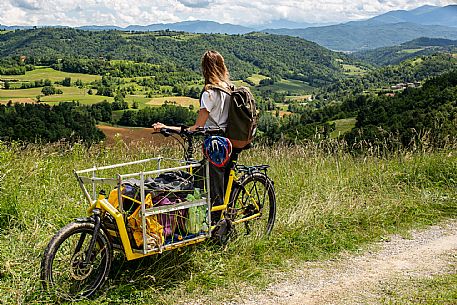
[51,231,106,298]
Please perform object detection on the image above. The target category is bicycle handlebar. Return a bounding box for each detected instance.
[160,126,223,137]
[154,126,224,160]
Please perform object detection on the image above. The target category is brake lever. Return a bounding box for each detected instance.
[161,129,172,137]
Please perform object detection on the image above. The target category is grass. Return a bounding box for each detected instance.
[398,48,424,54]
[42,87,113,104]
[0,67,105,104]
[0,140,456,304]
[379,255,456,304]
[341,64,367,76]
[0,88,198,108]
[246,74,269,86]
[0,67,100,83]
[232,80,252,88]
[146,96,199,108]
[0,86,114,104]
[411,58,424,66]
[125,95,151,109]
[257,79,314,95]
[0,87,42,99]
[285,95,312,102]
[330,117,357,138]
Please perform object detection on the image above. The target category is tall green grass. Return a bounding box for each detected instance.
[0,140,456,304]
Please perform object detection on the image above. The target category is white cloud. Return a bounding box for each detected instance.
[0,0,456,26]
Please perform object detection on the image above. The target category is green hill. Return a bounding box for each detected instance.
[325,53,457,95]
[351,37,457,66]
[345,70,457,148]
[0,28,348,87]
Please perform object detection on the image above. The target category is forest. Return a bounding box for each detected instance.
[0,28,347,86]
[0,28,456,148]
[0,102,104,144]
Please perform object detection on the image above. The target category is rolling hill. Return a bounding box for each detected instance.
[0,28,350,86]
[351,37,457,66]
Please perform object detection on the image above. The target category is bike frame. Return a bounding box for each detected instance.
[211,161,262,225]
[75,157,263,261]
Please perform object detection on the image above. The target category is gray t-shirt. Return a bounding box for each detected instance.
[200,89,230,131]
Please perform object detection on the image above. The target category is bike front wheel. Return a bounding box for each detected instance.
[228,172,276,238]
[41,221,113,301]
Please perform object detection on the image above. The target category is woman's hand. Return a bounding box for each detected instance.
[152,122,167,131]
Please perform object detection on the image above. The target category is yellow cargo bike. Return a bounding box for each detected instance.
[40,128,276,300]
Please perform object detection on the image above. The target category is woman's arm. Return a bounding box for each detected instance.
[152,108,210,132]
[189,108,209,131]
[151,122,180,131]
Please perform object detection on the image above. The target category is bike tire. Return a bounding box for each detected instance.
[40,221,113,301]
[228,172,276,237]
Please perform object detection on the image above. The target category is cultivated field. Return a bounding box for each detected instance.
[0,66,101,82]
[399,48,424,54]
[246,73,269,85]
[341,64,368,76]
[0,86,113,104]
[97,125,175,146]
[256,78,314,95]
[146,96,199,107]
[285,95,312,102]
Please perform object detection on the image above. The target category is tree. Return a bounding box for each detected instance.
[4,81,10,89]
[75,79,84,88]
[42,86,56,96]
[62,77,71,87]
[112,94,128,110]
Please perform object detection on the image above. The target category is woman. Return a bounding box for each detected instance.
[153,50,237,221]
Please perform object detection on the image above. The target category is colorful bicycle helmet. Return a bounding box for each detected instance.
[203,136,232,167]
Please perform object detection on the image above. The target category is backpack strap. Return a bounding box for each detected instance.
[205,83,233,96]
[200,84,233,131]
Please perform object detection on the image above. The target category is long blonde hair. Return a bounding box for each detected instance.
[201,50,230,89]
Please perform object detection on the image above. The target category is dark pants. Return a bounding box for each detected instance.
[208,148,242,223]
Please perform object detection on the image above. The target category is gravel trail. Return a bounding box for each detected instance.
[240,220,457,305]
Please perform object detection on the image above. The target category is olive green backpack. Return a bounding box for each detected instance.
[206,85,258,149]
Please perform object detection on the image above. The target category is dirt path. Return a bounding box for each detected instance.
[240,220,457,305]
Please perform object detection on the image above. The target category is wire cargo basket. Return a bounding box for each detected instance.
[74,157,211,255]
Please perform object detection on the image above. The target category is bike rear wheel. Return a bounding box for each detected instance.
[41,221,113,301]
[228,172,276,238]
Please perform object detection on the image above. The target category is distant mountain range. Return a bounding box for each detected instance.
[1,5,457,51]
[371,5,457,28]
[80,21,254,35]
[0,19,331,33]
[264,5,457,51]
[265,21,457,52]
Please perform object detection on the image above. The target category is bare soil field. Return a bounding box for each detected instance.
[147,96,199,107]
[97,125,175,146]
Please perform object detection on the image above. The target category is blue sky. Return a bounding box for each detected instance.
[0,0,455,27]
